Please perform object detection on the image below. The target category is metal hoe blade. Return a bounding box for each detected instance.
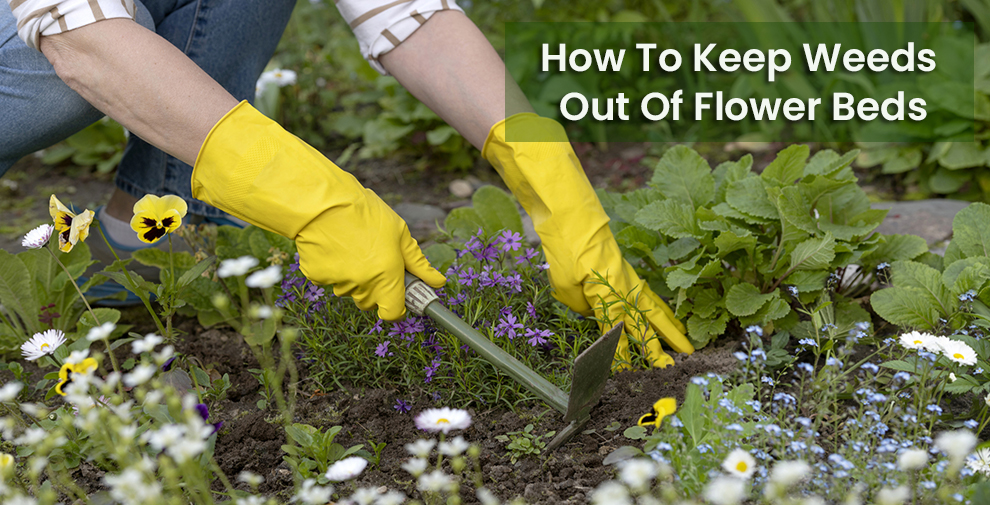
[404,273,621,450]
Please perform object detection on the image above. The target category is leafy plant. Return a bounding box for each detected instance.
[494,424,555,464]
[600,145,922,349]
[41,118,127,174]
[281,423,364,480]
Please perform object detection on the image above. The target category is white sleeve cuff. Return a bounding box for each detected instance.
[9,0,136,51]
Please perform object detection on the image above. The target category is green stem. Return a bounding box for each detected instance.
[95,224,167,337]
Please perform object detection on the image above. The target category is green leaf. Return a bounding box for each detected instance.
[871,287,941,329]
[783,270,829,292]
[789,233,836,271]
[880,359,919,374]
[727,177,778,220]
[650,146,715,209]
[622,426,647,440]
[423,243,456,270]
[889,260,954,316]
[285,424,315,447]
[131,249,196,270]
[761,144,809,186]
[678,384,706,447]
[0,250,39,336]
[176,257,214,290]
[444,207,485,239]
[938,142,986,170]
[929,168,971,194]
[616,226,662,258]
[805,149,858,178]
[665,260,722,291]
[713,155,752,204]
[865,234,928,264]
[714,231,756,258]
[951,203,990,259]
[725,284,774,317]
[471,186,524,236]
[78,308,121,333]
[777,186,818,234]
[687,311,728,348]
[635,200,703,239]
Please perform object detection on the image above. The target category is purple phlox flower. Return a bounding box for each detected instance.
[288,253,300,272]
[193,403,223,435]
[161,355,178,372]
[389,319,425,340]
[447,292,467,306]
[445,265,462,279]
[526,301,537,320]
[496,313,524,340]
[500,306,513,317]
[375,340,393,357]
[501,272,523,293]
[525,328,554,347]
[394,399,411,414]
[537,262,550,270]
[475,243,499,262]
[497,230,524,252]
[424,359,442,383]
[464,234,483,252]
[275,291,296,308]
[422,335,444,355]
[304,284,325,302]
[516,247,540,265]
[479,265,500,288]
[458,267,479,287]
[370,319,384,334]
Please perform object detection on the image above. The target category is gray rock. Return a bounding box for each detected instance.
[872,199,969,245]
[449,179,474,198]
[394,203,446,240]
[520,212,540,245]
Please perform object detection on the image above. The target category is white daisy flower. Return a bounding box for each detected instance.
[722,448,757,479]
[66,349,89,365]
[703,475,747,505]
[416,469,454,493]
[235,497,266,505]
[271,69,297,86]
[405,439,435,458]
[935,430,977,463]
[166,437,206,463]
[768,459,810,486]
[876,485,910,505]
[968,447,990,477]
[618,458,658,490]
[238,471,264,486]
[477,487,500,505]
[124,364,157,387]
[414,407,471,433]
[590,481,631,505]
[898,330,935,351]
[132,334,163,354]
[348,486,380,505]
[86,322,116,342]
[926,335,955,354]
[217,256,259,278]
[21,224,53,249]
[325,456,368,482]
[939,339,977,366]
[897,448,928,471]
[14,427,47,446]
[21,329,66,361]
[401,457,428,477]
[376,490,406,505]
[295,478,332,505]
[0,382,23,402]
[438,435,470,457]
[246,265,282,289]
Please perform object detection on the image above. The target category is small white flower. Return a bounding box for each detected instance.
[325,456,368,481]
[21,224,54,249]
[897,449,928,471]
[414,407,471,433]
[438,435,470,457]
[703,475,747,505]
[417,469,454,492]
[949,372,958,382]
[405,439,435,458]
[250,305,274,319]
[124,364,157,387]
[295,478,332,505]
[166,437,206,463]
[238,470,265,486]
[86,322,116,342]
[618,458,658,490]
[935,430,977,462]
[722,448,757,479]
[477,487,500,505]
[401,457,428,477]
[926,335,955,354]
[132,334,163,354]
[985,393,990,408]
[940,339,977,366]
[898,331,936,351]
[146,424,185,451]
[967,447,990,476]
[66,349,89,365]
[6,496,39,505]
[590,481,631,505]
[376,490,406,505]
[0,382,23,402]
[218,256,259,278]
[271,69,297,86]
[348,486,380,505]
[14,427,46,446]
[153,345,174,366]
[768,459,810,487]
[876,485,910,505]
[21,329,66,360]
[236,497,267,505]
[246,265,282,288]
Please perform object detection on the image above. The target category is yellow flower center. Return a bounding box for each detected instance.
[913,340,923,345]
[437,418,449,425]
[954,353,964,359]
[40,343,50,352]
[736,461,748,472]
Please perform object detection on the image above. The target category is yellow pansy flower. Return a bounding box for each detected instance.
[129,195,188,244]
[55,357,99,396]
[0,452,13,477]
[638,397,677,429]
[49,195,94,253]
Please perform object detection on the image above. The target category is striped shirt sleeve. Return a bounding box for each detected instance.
[7,0,136,51]
[335,0,464,75]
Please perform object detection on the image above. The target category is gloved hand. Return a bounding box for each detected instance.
[482,113,694,368]
[191,101,444,320]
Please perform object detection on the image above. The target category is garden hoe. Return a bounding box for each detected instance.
[404,272,621,450]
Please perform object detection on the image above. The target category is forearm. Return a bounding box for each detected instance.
[379,11,534,151]
[39,19,238,165]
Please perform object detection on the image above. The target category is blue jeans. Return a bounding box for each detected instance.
[0,0,295,217]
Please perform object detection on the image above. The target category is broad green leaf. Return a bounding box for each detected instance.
[665,260,722,290]
[938,142,986,170]
[725,284,774,317]
[890,260,954,316]
[880,149,922,174]
[78,308,121,332]
[727,177,778,220]
[945,258,990,296]
[650,146,715,209]
[777,186,818,234]
[761,144,809,186]
[635,200,703,239]
[176,257,215,290]
[783,270,829,293]
[817,209,886,241]
[616,226,662,258]
[667,237,701,261]
[692,288,722,318]
[929,167,970,194]
[790,233,835,271]
[714,231,756,258]
[871,287,942,330]
[687,312,728,348]
[865,234,928,265]
[880,359,920,374]
[713,155,752,204]
[423,243,456,270]
[472,186,524,236]
[804,149,858,179]
[951,203,990,259]
[678,384,706,447]
[444,207,485,239]
[0,251,39,336]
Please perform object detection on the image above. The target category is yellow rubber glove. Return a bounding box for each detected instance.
[191,101,445,320]
[482,113,694,368]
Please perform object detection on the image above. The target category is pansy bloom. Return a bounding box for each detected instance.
[638,397,677,428]
[55,357,99,395]
[49,195,94,253]
[129,194,188,244]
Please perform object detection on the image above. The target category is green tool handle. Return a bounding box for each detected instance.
[404,272,569,414]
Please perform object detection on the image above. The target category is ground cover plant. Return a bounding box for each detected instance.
[2,142,990,505]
